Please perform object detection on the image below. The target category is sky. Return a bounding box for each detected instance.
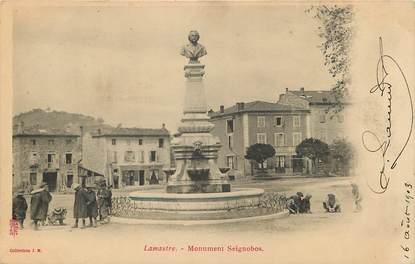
[12,3,333,132]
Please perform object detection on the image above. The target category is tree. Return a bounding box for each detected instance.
[330,138,354,176]
[245,143,276,169]
[306,5,353,113]
[296,138,330,174]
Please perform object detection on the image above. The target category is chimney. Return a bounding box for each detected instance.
[97,128,101,135]
[236,102,245,112]
[162,123,166,129]
[285,87,288,92]
[220,105,224,113]
[79,126,84,135]
[300,87,305,93]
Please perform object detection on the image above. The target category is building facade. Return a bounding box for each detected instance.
[278,87,346,144]
[12,124,82,192]
[209,101,310,179]
[82,126,171,189]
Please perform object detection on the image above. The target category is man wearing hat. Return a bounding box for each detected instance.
[30,182,52,230]
[85,183,98,227]
[12,190,28,229]
[72,183,88,228]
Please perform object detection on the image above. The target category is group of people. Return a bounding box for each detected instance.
[12,181,113,231]
[72,182,112,229]
[12,182,52,230]
[287,192,343,214]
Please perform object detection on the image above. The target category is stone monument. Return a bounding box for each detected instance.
[166,30,231,193]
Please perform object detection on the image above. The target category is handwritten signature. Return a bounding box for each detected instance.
[361,37,414,194]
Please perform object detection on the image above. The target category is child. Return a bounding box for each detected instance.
[12,190,28,229]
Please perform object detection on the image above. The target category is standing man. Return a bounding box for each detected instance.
[107,185,113,215]
[85,184,98,227]
[39,183,52,226]
[30,183,50,230]
[72,183,88,228]
[97,183,110,223]
[12,189,28,229]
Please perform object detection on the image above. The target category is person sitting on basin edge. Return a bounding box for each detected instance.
[323,193,341,213]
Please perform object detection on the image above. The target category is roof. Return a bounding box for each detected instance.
[290,90,336,105]
[91,127,170,137]
[210,101,309,118]
[13,126,80,137]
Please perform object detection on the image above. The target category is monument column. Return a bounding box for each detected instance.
[166,31,230,194]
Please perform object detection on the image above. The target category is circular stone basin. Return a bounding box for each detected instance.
[128,188,264,213]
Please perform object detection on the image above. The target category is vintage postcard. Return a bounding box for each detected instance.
[0,1,413,264]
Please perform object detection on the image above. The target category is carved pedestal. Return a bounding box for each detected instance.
[166,63,230,193]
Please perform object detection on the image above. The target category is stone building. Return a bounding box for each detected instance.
[278,87,346,144]
[82,125,171,189]
[209,101,311,179]
[12,123,82,192]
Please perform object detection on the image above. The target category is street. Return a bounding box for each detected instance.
[3,176,377,264]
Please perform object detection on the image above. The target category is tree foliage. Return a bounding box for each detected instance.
[245,143,276,169]
[330,138,354,176]
[296,138,330,167]
[306,5,353,113]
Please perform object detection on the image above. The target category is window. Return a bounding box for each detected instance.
[30,152,38,165]
[275,116,282,127]
[159,138,164,148]
[138,139,143,145]
[47,153,54,163]
[112,151,118,163]
[257,116,266,128]
[228,135,233,149]
[66,139,72,144]
[257,133,267,144]
[65,153,72,164]
[226,119,234,134]
[124,151,135,162]
[150,151,157,162]
[31,139,36,145]
[226,156,235,169]
[138,150,144,163]
[276,156,285,168]
[293,133,302,146]
[30,172,37,185]
[66,174,73,188]
[48,139,54,145]
[293,116,301,128]
[274,133,285,147]
[111,139,117,145]
[319,110,326,123]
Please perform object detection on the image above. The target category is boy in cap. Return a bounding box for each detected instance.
[12,190,28,229]
[72,183,88,228]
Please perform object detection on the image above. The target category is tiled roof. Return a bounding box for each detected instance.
[290,90,336,104]
[13,126,80,137]
[92,127,170,137]
[210,101,309,118]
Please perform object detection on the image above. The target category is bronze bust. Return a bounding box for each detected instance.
[180,30,207,64]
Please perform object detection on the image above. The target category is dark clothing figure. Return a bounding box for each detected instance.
[12,193,27,229]
[351,184,362,212]
[40,190,52,225]
[97,188,110,222]
[86,188,98,227]
[73,188,88,219]
[299,194,312,213]
[107,186,113,214]
[323,194,341,213]
[30,187,52,230]
[287,192,304,214]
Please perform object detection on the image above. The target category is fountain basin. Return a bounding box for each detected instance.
[128,188,264,213]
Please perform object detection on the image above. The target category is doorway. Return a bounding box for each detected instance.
[139,170,145,186]
[42,172,57,192]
